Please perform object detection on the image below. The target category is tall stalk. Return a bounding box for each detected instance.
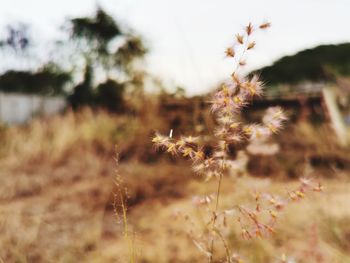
[209,170,224,263]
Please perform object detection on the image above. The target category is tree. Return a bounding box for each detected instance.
[0,23,72,95]
[254,43,350,85]
[96,79,125,112]
[68,64,93,108]
[0,63,71,95]
[66,8,147,110]
[0,8,146,106]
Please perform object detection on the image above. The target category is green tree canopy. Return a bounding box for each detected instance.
[254,43,350,85]
[66,8,147,110]
[0,63,71,95]
[0,7,147,112]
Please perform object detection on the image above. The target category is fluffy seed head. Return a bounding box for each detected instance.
[246,22,253,35]
[241,75,264,97]
[259,22,271,29]
[225,47,235,57]
[166,142,178,155]
[152,133,170,149]
[236,34,244,44]
[247,41,256,50]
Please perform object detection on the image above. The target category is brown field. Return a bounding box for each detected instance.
[0,109,350,263]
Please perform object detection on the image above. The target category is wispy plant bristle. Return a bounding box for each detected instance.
[151,21,322,263]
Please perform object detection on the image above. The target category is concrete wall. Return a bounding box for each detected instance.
[0,92,66,124]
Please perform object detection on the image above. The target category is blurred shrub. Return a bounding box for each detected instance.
[96,79,125,112]
[0,64,71,95]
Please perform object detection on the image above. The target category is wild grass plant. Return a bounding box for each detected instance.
[0,21,342,263]
[114,150,138,263]
[152,22,323,262]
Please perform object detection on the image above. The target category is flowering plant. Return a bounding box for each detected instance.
[153,22,322,262]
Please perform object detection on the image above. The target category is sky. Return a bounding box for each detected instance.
[0,0,349,95]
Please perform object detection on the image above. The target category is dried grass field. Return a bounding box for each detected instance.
[0,109,349,262]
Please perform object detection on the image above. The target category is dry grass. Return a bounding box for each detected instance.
[0,109,349,262]
[148,23,350,263]
[94,176,350,263]
[0,109,194,262]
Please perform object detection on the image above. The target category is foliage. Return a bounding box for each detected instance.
[96,79,125,112]
[0,64,71,95]
[68,65,94,108]
[70,8,122,55]
[67,8,147,110]
[0,8,146,111]
[255,43,350,85]
[0,24,71,95]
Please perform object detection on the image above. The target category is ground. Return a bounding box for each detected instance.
[1,157,350,262]
[0,111,349,263]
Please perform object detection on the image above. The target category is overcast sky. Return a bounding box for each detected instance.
[0,0,349,94]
